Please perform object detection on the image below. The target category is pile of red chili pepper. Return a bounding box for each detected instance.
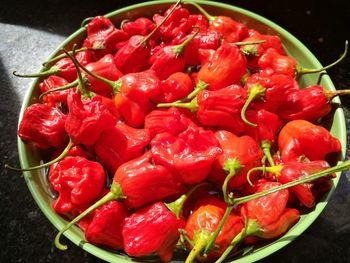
[11,0,350,262]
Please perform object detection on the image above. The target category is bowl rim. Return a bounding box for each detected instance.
[17,0,347,262]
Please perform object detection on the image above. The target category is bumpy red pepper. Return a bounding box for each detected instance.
[121,17,155,37]
[278,119,342,162]
[83,200,129,250]
[244,109,283,166]
[83,54,122,97]
[197,43,247,90]
[156,72,194,103]
[114,70,161,127]
[151,125,222,184]
[158,84,247,135]
[65,91,117,146]
[183,197,244,263]
[240,71,299,126]
[144,107,194,138]
[258,160,333,208]
[188,2,248,43]
[150,28,199,80]
[48,156,105,214]
[152,3,191,42]
[209,130,263,191]
[240,29,285,68]
[38,75,72,106]
[18,103,68,149]
[94,122,150,175]
[278,85,350,122]
[85,16,129,59]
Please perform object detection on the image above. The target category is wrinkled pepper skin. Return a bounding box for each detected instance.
[49,156,105,214]
[144,107,194,138]
[123,202,185,262]
[241,29,285,69]
[38,75,71,107]
[65,92,117,146]
[18,103,68,149]
[84,201,129,250]
[209,16,248,43]
[84,54,122,97]
[114,35,151,74]
[184,197,244,261]
[114,70,161,127]
[197,85,247,135]
[113,152,184,209]
[152,4,191,42]
[198,43,247,90]
[95,122,150,175]
[151,125,222,185]
[244,109,283,143]
[278,85,333,122]
[85,16,129,59]
[157,72,193,103]
[275,161,332,208]
[241,181,300,240]
[244,71,300,113]
[209,131,263,190]
[258,48,297,78]
[278,120,341,162]
[122,17,155,37]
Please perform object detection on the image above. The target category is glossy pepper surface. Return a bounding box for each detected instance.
[65,91,117,146]
[83,200,129,250]
[38,75,71,107]
[278,120,342,162]
[49,156,105,214]
[151,125,222,184]
[18,103,68,149]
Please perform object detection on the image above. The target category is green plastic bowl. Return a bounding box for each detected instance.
[17,0,347,262]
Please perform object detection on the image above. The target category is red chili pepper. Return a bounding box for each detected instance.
[240,29,285,68]
[209,130,263,191]
[278,120,342,162]
[258,41,348,78]
[244,109,283,166]
[183,197,244,263]
[197,48,215,65]
[123,202,184,262]
[188,2,248,43]
[278,85,350,122]
[144,107,194,138]
[121,17,155,37]
[94,122,150,175]
[151,125,222,184]
[65,91,117,146]
[240,181,300,239]
[83,200,129,250]
[114,151,184,208]
[18,103,68,149]
[240,71,299,126]
[48,156,106,214]
[187,14,209,32]
[83,54,122,97]
[156,72,194,103]
[149,28,199,80]
[152,3,191,42]
[114,70,161,127]
[115,1,182,74]
[38,75,71,107]
[85,16,129,59]
[197,43,247,90]
[158,84,247,135]
[260,160,333,208]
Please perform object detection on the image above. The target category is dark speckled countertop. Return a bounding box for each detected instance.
[1,0,350,262]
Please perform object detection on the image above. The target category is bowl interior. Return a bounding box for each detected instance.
[18,1,346,262]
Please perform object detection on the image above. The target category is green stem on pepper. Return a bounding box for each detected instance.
[13,66,60,78]
[5,138,74,172]
[240,84,266,126]
[261,140,275,167]
[39,79,79,100]
[157,97,199,112]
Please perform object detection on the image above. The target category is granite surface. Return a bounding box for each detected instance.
[1,0,349,262]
